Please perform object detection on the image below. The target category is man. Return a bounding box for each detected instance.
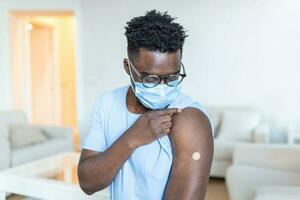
[78,10,214,200]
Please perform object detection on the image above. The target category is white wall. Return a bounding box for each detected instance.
[1,0,299,144]
[78,0,300,143]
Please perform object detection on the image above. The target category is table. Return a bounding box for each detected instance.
[0,152,109,200]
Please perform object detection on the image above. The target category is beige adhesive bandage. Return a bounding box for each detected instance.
[192,152,201,160]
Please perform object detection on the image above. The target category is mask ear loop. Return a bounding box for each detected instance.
[127,58,139,94]
[128,58,142,82]
[127,59,134,80]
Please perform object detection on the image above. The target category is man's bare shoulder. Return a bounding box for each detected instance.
[169,107,213,158]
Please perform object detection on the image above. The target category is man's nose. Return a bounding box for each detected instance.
[160,78,167,84]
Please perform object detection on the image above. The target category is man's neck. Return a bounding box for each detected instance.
[126,86,150,114]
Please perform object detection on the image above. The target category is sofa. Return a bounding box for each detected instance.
[226,144,300,200]
[206,106,269,177]
[0,110,74,171]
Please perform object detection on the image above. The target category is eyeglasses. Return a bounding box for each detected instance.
[128,58,186,88]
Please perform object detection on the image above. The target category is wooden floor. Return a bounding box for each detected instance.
[7,178,229,200]
[206,178,229,200]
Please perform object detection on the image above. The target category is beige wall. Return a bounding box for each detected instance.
[10,14,77,128]
[55,17,77,128]
[30,24,55,124]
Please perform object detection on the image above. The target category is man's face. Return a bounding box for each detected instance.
[124,48,182,82]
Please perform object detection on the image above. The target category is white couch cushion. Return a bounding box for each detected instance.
[206,107,222,136]
[226,165,300,200]
[254,186,300,200]
[210,159,232,178]
[214,139,236,160]
[217,110,261,142]
[9,124,48,149]
[233,144,300,173]
[255,194,300,200]
[214,139,248,160]
[11,138,72,166]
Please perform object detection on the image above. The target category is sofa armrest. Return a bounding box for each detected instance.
[233,144,300,173]
[254,186,300,200]
[32,125,73,140]
[0,124,10,170]
[0,140,10,170]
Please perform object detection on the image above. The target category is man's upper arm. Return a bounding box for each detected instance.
[83,94,107,152]
[164,107,214,200]
[79,94,106,165]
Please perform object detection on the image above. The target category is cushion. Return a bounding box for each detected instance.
[9,124,48,149]
[213,139,249,160]
[206,108,222,136]
[213,139,236,160]
[217,110,261,142]
[255,186,300,196]
[11,138,73,166]
[226,165,300,200]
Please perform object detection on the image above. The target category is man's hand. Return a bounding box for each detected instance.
[127,108,181,148]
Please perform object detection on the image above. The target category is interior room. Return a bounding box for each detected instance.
[0,0,299,200]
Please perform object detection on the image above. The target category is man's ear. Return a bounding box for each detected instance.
[123,58,130,75]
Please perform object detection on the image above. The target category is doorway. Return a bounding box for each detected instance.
[9,11,78,149]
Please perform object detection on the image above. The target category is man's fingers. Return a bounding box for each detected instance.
[156,108,182,116]
[156,115,172,124]
[161,121,172,129]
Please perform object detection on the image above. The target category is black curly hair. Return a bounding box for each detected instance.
[124,10,188,61]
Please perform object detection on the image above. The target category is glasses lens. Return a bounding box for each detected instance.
[143,75,160,88]
[167,74,183,86]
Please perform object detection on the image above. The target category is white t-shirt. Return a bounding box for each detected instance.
[83,85,213,200]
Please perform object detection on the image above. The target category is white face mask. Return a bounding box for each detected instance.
[128,59,181,110]
[130,79,181,110]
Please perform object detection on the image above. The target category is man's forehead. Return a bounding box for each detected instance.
[133,48,181,75]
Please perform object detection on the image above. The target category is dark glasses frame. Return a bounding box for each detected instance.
[128,58,186,88]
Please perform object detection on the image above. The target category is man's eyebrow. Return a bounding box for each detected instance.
[141,69,181,76]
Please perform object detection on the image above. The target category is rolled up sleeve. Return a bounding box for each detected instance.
[83,95,107,152]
